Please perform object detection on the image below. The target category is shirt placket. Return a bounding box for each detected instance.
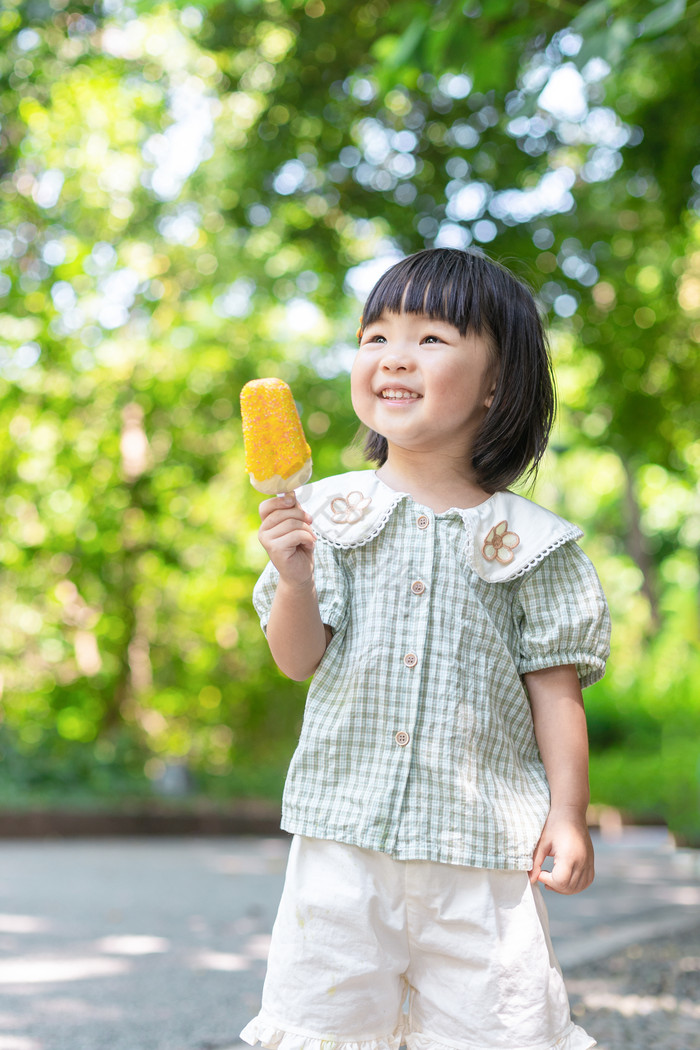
[382,507,435,852]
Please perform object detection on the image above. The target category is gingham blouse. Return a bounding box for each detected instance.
[253,471,610,870]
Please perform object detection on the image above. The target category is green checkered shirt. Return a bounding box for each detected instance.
[253,472,610,870]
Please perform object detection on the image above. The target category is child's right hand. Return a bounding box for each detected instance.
[258,494,316,587]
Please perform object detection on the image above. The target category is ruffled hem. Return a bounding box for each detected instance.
[517,650,607,690]
[406,1021,595,1050]
[240,1015,405,1050]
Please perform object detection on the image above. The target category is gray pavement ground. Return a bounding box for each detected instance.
[0,827,698,1050]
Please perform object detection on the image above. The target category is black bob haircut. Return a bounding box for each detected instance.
[358,247,556,493]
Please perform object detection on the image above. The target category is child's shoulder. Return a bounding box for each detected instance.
[297,473,583,580]
[470,490,583,582]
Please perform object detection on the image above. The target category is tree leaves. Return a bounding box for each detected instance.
[639,0,687,37]
[0,0,697,817]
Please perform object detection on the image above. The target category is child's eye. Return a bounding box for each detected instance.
[363,333,385,344]
[422,334,443,344]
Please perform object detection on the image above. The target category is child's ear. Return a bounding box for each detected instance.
[484,376,498,409]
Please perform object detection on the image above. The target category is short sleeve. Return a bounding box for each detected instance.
[514,541,611,688]
[252,538,349,636]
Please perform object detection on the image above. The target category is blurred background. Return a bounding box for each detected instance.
[0,0,698,842]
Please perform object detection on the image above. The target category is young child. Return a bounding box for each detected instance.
[241,248,610,1050]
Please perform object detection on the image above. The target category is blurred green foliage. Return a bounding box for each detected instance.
[0,0,698,837]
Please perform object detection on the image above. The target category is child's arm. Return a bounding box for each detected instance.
[258,494,332,681]
[525,663,595,895]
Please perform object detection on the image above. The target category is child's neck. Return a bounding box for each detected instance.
[376,450,494,513]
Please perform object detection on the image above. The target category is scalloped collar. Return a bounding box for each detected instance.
[295,470,583,583]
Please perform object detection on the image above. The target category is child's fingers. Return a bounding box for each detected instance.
[259,494,297,518]
[263,509,313,532]
[529,838,549,884]
[263,517,315,545]
[277,527,315,550]
[538,855,591,895]
[263,524,316,560]
[261,509,308,537]
[537,864,572,893]
[260,492,294,508]
[536,870,556,891]
[259,496,313,527]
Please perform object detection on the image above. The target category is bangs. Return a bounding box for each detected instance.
[360,249,488,337]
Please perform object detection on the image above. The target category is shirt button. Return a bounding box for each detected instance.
[410,580,426,595]
[403,652,418,668]
[416,515,430,530]
[395,731,410,746]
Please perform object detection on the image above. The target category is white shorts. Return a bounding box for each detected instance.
[241,837,594,1050]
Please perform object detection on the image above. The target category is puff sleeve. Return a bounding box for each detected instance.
[514,541,610,688]
[252,537,350,636]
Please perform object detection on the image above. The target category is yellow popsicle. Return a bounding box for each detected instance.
[240,378,312,494]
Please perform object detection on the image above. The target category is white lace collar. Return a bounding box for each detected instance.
[295,470,583,583]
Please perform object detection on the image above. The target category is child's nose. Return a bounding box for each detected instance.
[381,356,407,371]
[380,345,413,371]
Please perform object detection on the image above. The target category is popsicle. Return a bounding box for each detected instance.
[240,377,312,494]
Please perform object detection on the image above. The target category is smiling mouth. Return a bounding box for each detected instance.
[380,389,421,399]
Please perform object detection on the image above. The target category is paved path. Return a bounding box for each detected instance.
[0,828,697,1050]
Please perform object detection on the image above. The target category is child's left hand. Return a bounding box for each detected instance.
[529,809,594,895]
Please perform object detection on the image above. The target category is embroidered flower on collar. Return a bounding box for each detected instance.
[330,490,372,525]
[482,520,520,564]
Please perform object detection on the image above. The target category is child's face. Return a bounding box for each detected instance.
[351,311,496,460]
